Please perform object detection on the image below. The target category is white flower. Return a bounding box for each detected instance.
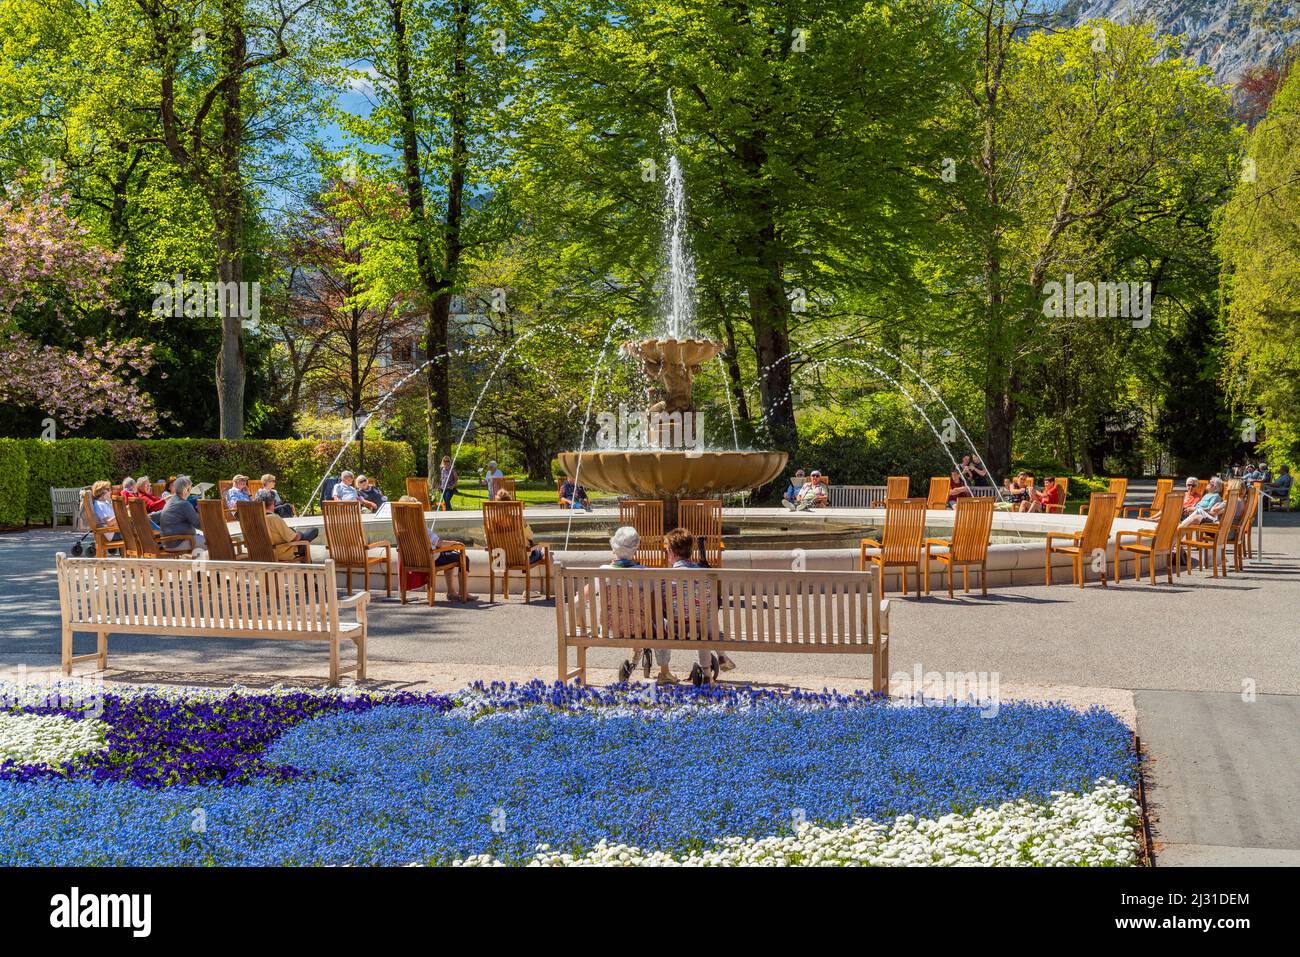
[0,712,105,767]
[450,780,1140,868]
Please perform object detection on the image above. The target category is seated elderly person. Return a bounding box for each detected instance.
[225,474,253,510]
[1180,477,1202,518]
[158,475,205,551]
[783,470,806,508]
[332,470,360,503]
[89,481,119,540]
[260,474,295,518]
[130,476,167,513]
[258,489,318,560]
[784,471,829,510]
[1179,476,1226,529]
[1265,465,1292,507]
[396,495,474,601]
[559,477,591,511]
[355,474,389,514]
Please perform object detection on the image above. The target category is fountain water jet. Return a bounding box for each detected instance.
[555,93,786,526]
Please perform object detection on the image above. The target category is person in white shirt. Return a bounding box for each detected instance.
[483,460,505,500]
[333,471,360,502]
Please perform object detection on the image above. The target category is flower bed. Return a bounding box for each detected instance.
[0,680,1140,867]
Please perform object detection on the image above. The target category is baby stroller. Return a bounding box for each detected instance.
[68,488,99,556]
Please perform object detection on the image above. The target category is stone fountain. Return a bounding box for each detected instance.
[556,93,787,526]
[555,336,787,526]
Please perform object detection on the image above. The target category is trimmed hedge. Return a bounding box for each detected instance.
[3,438,415,525]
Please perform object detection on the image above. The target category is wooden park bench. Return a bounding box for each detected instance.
[554,563,890,691]
[50,486,84,528]
[56,554,369,685]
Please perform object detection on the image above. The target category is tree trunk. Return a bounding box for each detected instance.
[719,308,752,433]
[214,0,247,439]
[388,0,455,476]
[750,276,796,452]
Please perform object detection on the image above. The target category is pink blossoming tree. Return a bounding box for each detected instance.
[0,179,157,432]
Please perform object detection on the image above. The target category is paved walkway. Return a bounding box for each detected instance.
[4,509,1299,866]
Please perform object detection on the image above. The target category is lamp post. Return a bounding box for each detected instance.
[353,410,369,473]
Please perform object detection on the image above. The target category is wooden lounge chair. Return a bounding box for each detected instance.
[1122,478,1173,520]
[482,500,552,602]
[860,497,927,595]
[1114,492,1184,585]
[391,500,467,604]
[886,476,910,500]
[1179,485,1242,579]
[498,477,517,499]
[126,498,197,558]
[677,499,724,566]
[405,477,432,511]
[322,500,392,594]
[81,489,125,557]
[237,500,308,563]
[618,499,666,567]
[925,476,951,509]
[1080,478,1127,514]
[923,496,994,597]
[1044,476,1070,513]
[1046,492,1117,587]
[198,499,245,560]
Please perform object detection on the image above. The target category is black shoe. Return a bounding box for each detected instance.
[710,653,720,682]
[641,648,653,679]
[689,663,704,687]
[617,659,634,683]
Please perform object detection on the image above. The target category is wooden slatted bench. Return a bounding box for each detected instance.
[554,563,890,691]
[56,553,369,686]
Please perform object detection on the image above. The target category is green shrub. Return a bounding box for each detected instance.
[0,439,28,527]
[17,439,113,524]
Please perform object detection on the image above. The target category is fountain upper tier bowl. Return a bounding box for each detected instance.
[621,337,721,368]
[555,449,787,499]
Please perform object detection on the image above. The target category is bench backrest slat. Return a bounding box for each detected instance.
[56,555,338,634]
[557,564,880,650]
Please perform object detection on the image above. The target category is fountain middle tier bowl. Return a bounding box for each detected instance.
[556,449,788,498]
[622,337,722,368]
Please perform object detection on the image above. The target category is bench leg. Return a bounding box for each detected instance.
[577,645,587,685]
[329,635,340,687]
[356,624,367,681]
[61,625,73,675]
[98,630,108,671]
[524,566,531,605]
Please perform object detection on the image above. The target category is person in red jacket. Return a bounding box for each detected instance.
[1030,476,1063,513]
[131,476,167,513]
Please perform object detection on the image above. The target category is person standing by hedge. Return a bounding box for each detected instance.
[438,456,458,511]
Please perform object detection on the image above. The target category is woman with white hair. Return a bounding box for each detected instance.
[601,526,680,686]
[158,474,205,551]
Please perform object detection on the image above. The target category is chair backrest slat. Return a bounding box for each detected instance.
[1151,478,1173,511]
[1107,477,1128,504]
[618,499,666,567]
[391,500,432,573]
[322,500,368,565]
[677,499,723,566]
[483,500,531,566]
[950,495,994,562]
[886,476,910,499]
[198,499,238,560]
[237,501,278,563]
[127,498,171,558]
[405,477,432,511]
[1080,493,1118,555]
[926,476,950,509]
[881,498,927,563]
[1150,492,1184,552]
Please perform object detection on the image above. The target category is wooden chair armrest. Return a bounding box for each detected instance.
[157,533,196,545]
[1045,503,1065,513]
[860,538,882,549]
[1077,503,1090,514]
[338,591,371,611]
[1044,531,1081,547]
[923,537,951,546]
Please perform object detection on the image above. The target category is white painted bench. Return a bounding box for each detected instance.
[56,554,368,685]
[554,563,890,690]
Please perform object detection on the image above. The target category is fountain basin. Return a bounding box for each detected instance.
[554,449,787,499]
